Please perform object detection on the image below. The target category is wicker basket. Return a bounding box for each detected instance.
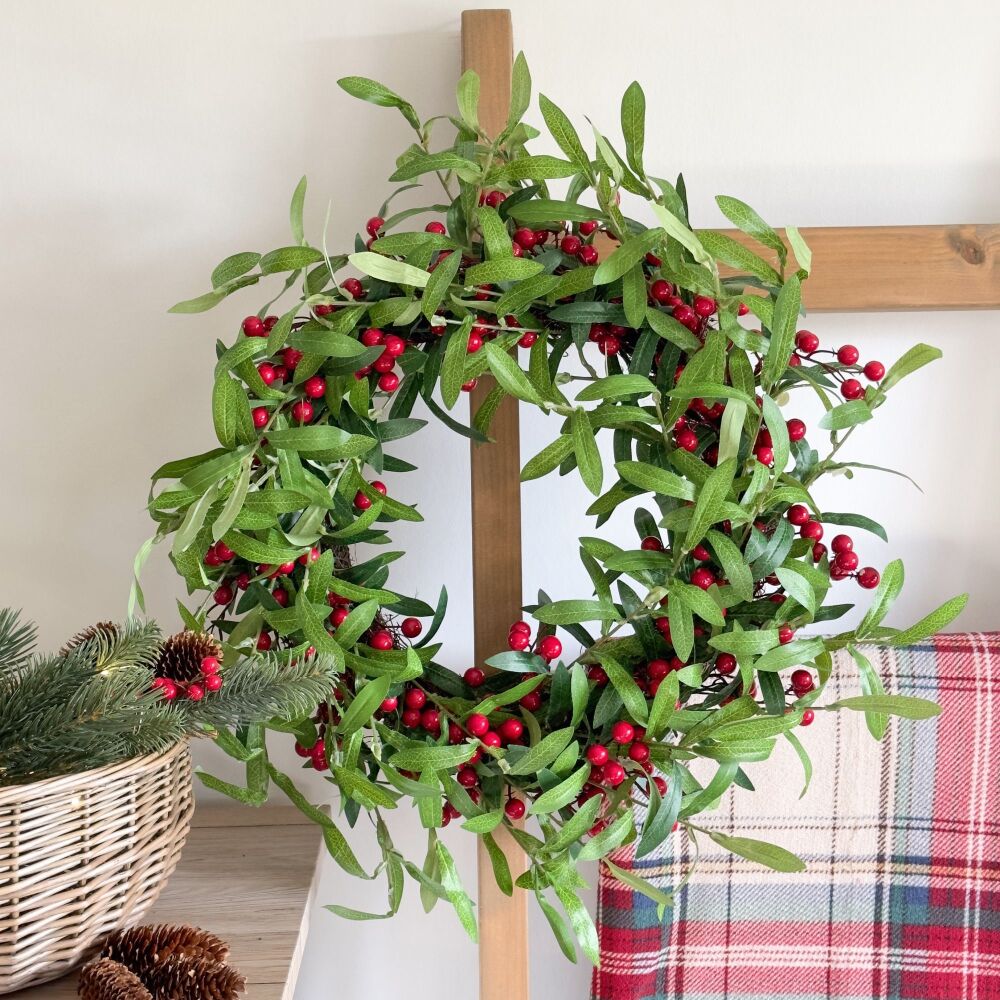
[0,741,193,994]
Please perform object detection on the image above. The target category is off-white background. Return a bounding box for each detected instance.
[3,2,998,998]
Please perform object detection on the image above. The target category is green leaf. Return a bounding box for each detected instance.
[879,343,942,393]
[596,654,648,724]
[593,229,664,285]
[390,744,477,772]
[212,375,255,448]
[533,599,619,626]
[620,81,646,176]
[521,434,574,481]
[577,809,635,861]
[221,529,304,565]
[333,598,380,649]
[683,457,736,553]
[338,675,391,737]
[536,892,577,963]
[505,52,531,136]
[705,530,753,603]
[259,246,324,274]
[760,393,790,474]
[576,375,656,402]
[481,832,513,896]
[505,199,607,225]
[337,75,419,129]
[714,196,786,258]
[211,252,261,289]
[672,582,726,627]
[818,511,888,543]
[171,482,219,558]
[603,858,674,909]
[889,593,968,646]
[785,225,811,274]
[650,202,714,270]
[508,728,577,775]
[705,830,805,872]
[762,274,801,389]
[538,93,592,176]
[265,426,375,458]
[775,566,817,615]
[462,810,504,834]
[472,675,546,716]
[488,155,578,182]
[484,340,544,405]
[456,69,480,131]
[646,306,702,352]
[554,884,600,966]
[477,204,512,260]
[465,257,543,285]
[211,457,251,542]
[827,694,941,720]
[289,176,307,245]
[390,151,480,183]
[784,730,813,798]
[699,231,781,285]
[420,244,461,320]
[848,645,887,740]
[753,637,826,673]
[440,316,475,410]
[857,558,904,636]
[348,251,430,287]
[819,400,872,431]
[435,840,478,942]
[616,461,695,501]
[529,764,591,814]
[570,407,603,496]
[716,398,746,466]
[709,628,780,657]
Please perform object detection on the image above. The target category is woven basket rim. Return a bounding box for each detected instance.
[0,739,190,806]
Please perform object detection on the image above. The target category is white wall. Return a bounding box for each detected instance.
[2,2,998,999]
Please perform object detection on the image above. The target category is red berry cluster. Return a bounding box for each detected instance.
[786,505,880,589]
[792,331,885,400]
[151,655,223,702]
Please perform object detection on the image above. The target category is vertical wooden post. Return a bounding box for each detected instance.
[461,10,530,1000]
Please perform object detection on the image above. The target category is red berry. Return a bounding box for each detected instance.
[369,630,394,651]
[813,542,827,563]
[354,491,372,510]
[425,221,447,235]
[467,713,490,737]
[801,709,815,726]
[676,428,699,452]
[329,607,349,627]
[272,365,288,382]
[365,216,384,238]
[204,674,223,692]
[504,798,526,820]
[577,244,599,266]
[361,327,385,347]
[560,235,582,256]
[500,718,524,742]
[421,708,441,733]
[484,190,506,208]
[538,635,562,661]
[787,418,807,441]
[787,504,810,526]
[611,721,635,744]
[599,335,621,356]
[800,520,824,541]
[837,344,860,365]
[756,445,774,466]
[795,330,819,353]
[716,653,737,675]
[256,632,272,652]
[213,584,233,606]
[272,587,289,607]
[791,669,814,695]
[242,315,265,337]
[858,566,881,589]
[650,279,673,304]
[691,544,711,562]
[380,697,398,713]
[653,776,668,796]
[377,372,400,393]
[481,731,502,748]
[200,656,221,676]
[341,277,363,299]
[513,227,537,250]
[382,334,406,358]
[281,347,303,370]
[690,567,715,590]
[402,709,420,728]
[588,665,609,685]
[510,620,531,635]
[841,378,864,400]
[518,331,538,348]
[737,302,750,316]
[152,677,178,700]
[461,378,478,393]
[579,220,599,236]
[778,625,795,645]
[693,295,717,317]
[519,690,542,711]
[186,683,205,701]
[640,536,663,551]
[401,617,422,638]
[303,376,326,399]
[257,363,276,385]
[586,744,609,766]
[252,407,269,429]
[508,631,530,651]
[628,742,650,764]
[835,550,860,572]
[647,659,670,680]
[457,767,478,788]
[864,360,885,381]
[603,761,626,787]
[464,667,486,687]
[291,400,313,423]
[404,688,426,710]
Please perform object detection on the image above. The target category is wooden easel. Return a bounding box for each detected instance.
[460,9,999,998]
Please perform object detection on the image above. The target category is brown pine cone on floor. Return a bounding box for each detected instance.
[78,958,152,1000]
[143,956,246,1000]
[100,924,229,982]
[153,632,223,685]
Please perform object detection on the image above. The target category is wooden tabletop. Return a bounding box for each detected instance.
[11,805,320,1000]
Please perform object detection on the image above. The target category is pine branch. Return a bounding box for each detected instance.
[0,608,37,678]
[186,651,336,730]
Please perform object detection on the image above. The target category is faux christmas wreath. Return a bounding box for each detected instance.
[141,57,967,962]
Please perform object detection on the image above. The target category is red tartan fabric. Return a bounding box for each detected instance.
[593,634,1000,1000]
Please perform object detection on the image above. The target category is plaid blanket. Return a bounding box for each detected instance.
[593,634,1000,1000]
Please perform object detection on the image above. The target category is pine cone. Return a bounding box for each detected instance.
[78,958,152,1000]
[154,632,223,684]
[101,924,229,980]
[61,621,119,656]
[144,956,246,1000]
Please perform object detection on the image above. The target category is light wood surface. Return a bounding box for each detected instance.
[8,806,320,1000]
[461,10,531,1000]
